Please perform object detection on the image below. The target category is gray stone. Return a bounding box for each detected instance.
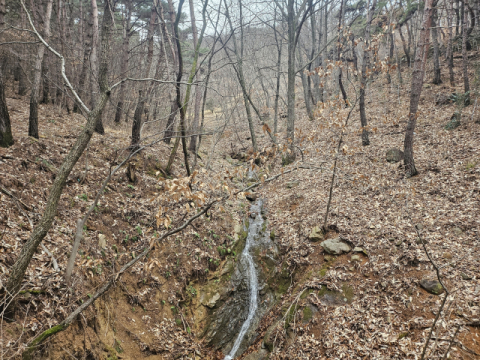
[386,148,404,163]
[204,293,221,308]
[453,227,463,236]
[320,237,351,255]
[419,279,444,295]
[309,226,324,242]
[351,255,361,262]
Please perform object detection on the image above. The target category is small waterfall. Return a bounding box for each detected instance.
[224,201,262,360]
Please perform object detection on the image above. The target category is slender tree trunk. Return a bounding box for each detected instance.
[188,0,201,152]
[399,25,411,66]
[359,0,376,146]
[131,90,145,152]
[273,14,283,136]
[285,0,296,163]
[40,54,50,104]
[29,0,53,139]
[114,0,131,124]
[3,0,114,319]
[0,50,13,147]
[447,0,455,86]
[455,0,460,35]
[74,9,92,114]
[17,11,28,96]
[404,0,434,177]
[223,0,257,151]
[298,47,313,119]
[91,0,104,134]
[337,0,348,105]
[462,0,470,104]
[432,1,442,84]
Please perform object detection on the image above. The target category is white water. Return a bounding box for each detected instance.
[224,205,261,360]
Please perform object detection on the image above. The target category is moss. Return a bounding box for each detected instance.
[300,289,314,299]
[318,286,328,297]
[398,332,409,340]
[283,304,297,328]
[303,306,313,321]
[319,268,328,277]
[270,230,275,240]
[342,284,354,303]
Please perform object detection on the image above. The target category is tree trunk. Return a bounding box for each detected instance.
[40,54,50,104]
[29,0,53,139]
[131,90,145,152]
[359,0,376,146]
[298,47,313,119]
[404,0,434,178]
[462,0,470,104]
[91,0,104,134]
[114,0,131,124]
[3,0,114,319]
[273,14,283,135]
[285,0,296,163]
[432,2,442,84]
[0,64,13,148]
[446,0,455,86]
[188,0,201,152]
[399,25,411,66]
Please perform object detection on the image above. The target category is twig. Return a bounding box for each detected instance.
[0,185,32,211]
[441,325,461,360]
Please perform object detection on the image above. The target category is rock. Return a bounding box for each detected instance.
[243,349,269,360]
[419,279,444,295]
[246,193,257,202]
[98,234,107,249]
[453,227,463,236]
[204,292,221,308]
[353,247,368,256]
[286,181,299,189]
[395,239,404,246]
[386,148,404,163]
[435,93,453,105]
[320,237,351,255]
[309,226,324,242]
[416,237,428,244]
[351,255,361,262]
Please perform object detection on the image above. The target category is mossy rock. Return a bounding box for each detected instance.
[419,279,444,295]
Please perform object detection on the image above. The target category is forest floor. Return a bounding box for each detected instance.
[1,60,480,360]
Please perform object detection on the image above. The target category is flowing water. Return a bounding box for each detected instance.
[224,201,263,360]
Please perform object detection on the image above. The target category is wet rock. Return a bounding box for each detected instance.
[386,148,404,163]
[320,237,351,255]
[419,279,444,295]
[308,226,324,242]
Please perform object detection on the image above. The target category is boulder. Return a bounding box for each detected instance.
[98,234,107,249]
[419,279,444,295]
[308,226,324,242]
[386,148,404,163]
[320,237,351,255]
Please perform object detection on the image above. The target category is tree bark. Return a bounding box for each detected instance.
[188,0,201,152]
[462,0,470,104]
[114,0,131,124]
[131,90,145,152]
[399,25,411,66]
[432,1,442,84]
[91,0,104,134]
[285,0,296,163]
[2,0,114,319]
[404,0,434,177]
[0,64,13,148]
[446,0,455,86]
[359,0,377,146]
[73,8,92,114]
[29,0,53,139]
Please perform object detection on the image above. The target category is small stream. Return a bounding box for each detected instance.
[224,201,263,360]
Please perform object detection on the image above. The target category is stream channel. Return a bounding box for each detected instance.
[200,198,279,359]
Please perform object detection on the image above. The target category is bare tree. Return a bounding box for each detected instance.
[461,0,470,105]
[403,0,435,177]
[28,0,53,139]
